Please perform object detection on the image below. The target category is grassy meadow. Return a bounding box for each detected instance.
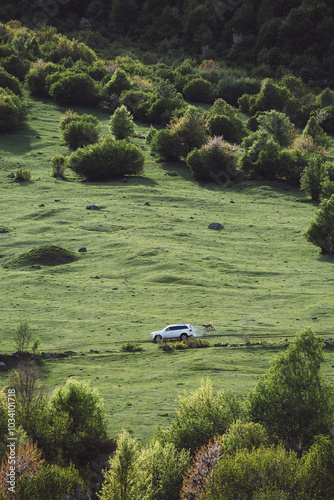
[0,95,334,442]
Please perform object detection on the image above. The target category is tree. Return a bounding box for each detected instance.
[256,110,295,147]
[9,361,44,414]
[304,194,334,255]
[99,429,140,500]
[13,321,33,353]
[159,379,242,454]
[300,156,327,202]
[248,328,334,454]
[109,105,135,140]
[167,105,208,160]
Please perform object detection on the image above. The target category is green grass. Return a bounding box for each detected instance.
[0,95,334,442]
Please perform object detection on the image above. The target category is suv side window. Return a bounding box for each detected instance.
[171,326,182,331]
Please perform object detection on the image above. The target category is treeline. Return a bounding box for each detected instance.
[1,328,333,499]
[1,0,334,85]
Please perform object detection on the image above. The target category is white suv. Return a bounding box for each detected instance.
[150,324,193,342]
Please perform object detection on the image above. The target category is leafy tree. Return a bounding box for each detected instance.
[298,436,334,499]
[300,156,329,202]
[99,429,140,500]
[49,71,99,106]
[202,445,300,500]
[207,114,245,144]
[13,320,33,353]
[303,116,332,149]
[159,379,242,454]
[109,105,135,140]
[150,128,182,162]
[0,66,22,95]
[25,60,60,97]
[0,87,28,132]
[47,379,108,465]
[104,68,132,96]
[304,194,334,255]
[60,113,100,150]
[9,361,44,418]
[182,78,213,103]
[221,420,269,455]
[248,328,334,454]
[167,105,208,160]
[239,130,282,181]
[256,110,295,147]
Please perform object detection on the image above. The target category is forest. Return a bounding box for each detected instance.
[0,0,334,498]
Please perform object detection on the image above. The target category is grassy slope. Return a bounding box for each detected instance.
[0,96,333,441]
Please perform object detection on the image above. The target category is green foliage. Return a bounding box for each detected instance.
[239,130,282,181]
[217,73,260,106]
[303,116,332,149]
[248,328,334,453]
[187,136,239,183]
[25,61,60,97]
[159,379,242,454]
[317,88,334,108]
[304,194,334,255]
[150,129,182,162]
[13,321,33,353]
[300,156,331,202]
[14,167,31,181]
[256,110,295,147]
[0,66,22,95]
[109,105,135,140]
[99,429,140,500]
[50,154,67,179]
[49,71,100,106]
[20,463,82,500]
[1,53,31,81]
[248,79,299,118]
[67,136,144,181]
[121,342,144,352]
[0,87,28,132]
[0,390,8,461]
[147,80,185,124]
[47,379,108,465]
[60,112,100,150]
[167,105,208,160]
[182,78,213,103]
[207,114,245,144]
[104,68,132,96]
[221,420,269,455]
[145,125,157,145]
[135,440,191,500]
[202,445,300,499]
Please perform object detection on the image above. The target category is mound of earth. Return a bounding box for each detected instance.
[5,245,78,268]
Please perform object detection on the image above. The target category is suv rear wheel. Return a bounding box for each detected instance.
[180,333,188,341]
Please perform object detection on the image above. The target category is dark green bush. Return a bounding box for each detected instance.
[0,87,29,132]
[49,71,100,106]
[109,105,134,140]
[182,78,213,103]
[0,67,22,96]
[104,67,132,96]
[1,54,30,81]
[150,129,182,162]
[217,74,260,106]
[60,112,100,150]
[119,89,151,121]
[50,154,67,179]
[240,130,282,181]
[67,136,144,181]
[207,114,246,143]
[25,61,61,97]
[304,194,334,255]
[186,136,239,183]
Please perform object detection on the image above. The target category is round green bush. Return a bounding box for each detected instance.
[67,136,144,181]
[183,78,213,103]
[150,129,182,162]
[207,114,246,143]
[61,114,100,150]
[26,62,61,97]
[49,72,99,106]
[104,68,132,96]
[0,67,22,96]
[0,87,29,132]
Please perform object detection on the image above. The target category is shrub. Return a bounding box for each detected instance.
[99,429,140,500]
[248,328,334,453]
[167,105,208,159]
[303,116,332,149]
[67,136,144,181]
[206,113,245,143]
[217,74,260,106]
[61,113,100,150]
[300,156,329,202]
[50,154,67,179]
[145,124,157,145]
[182,77,213,103]
[256,110,295,147]
[304,194,334,254]
[25,60,60,97]
[221,420,269,455]
[147,80,185,124]
[249,79,299,118]
[21,463,82,500]
[150,128,182,162]
[104,68,132,96]
[109,105,135,140]
[119,89,151,121]
[180,438,223,500]
[2,54,31,81]
[47,379,108,465]
[0,87,29,132]
[239,130,282,181]
[14,167,31,181]
[159,379,242,454]
[316,88,334,108]
[49,71,99,106]
[187,136,239,183]
[0,66,22,95]
[121,342,144,352]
